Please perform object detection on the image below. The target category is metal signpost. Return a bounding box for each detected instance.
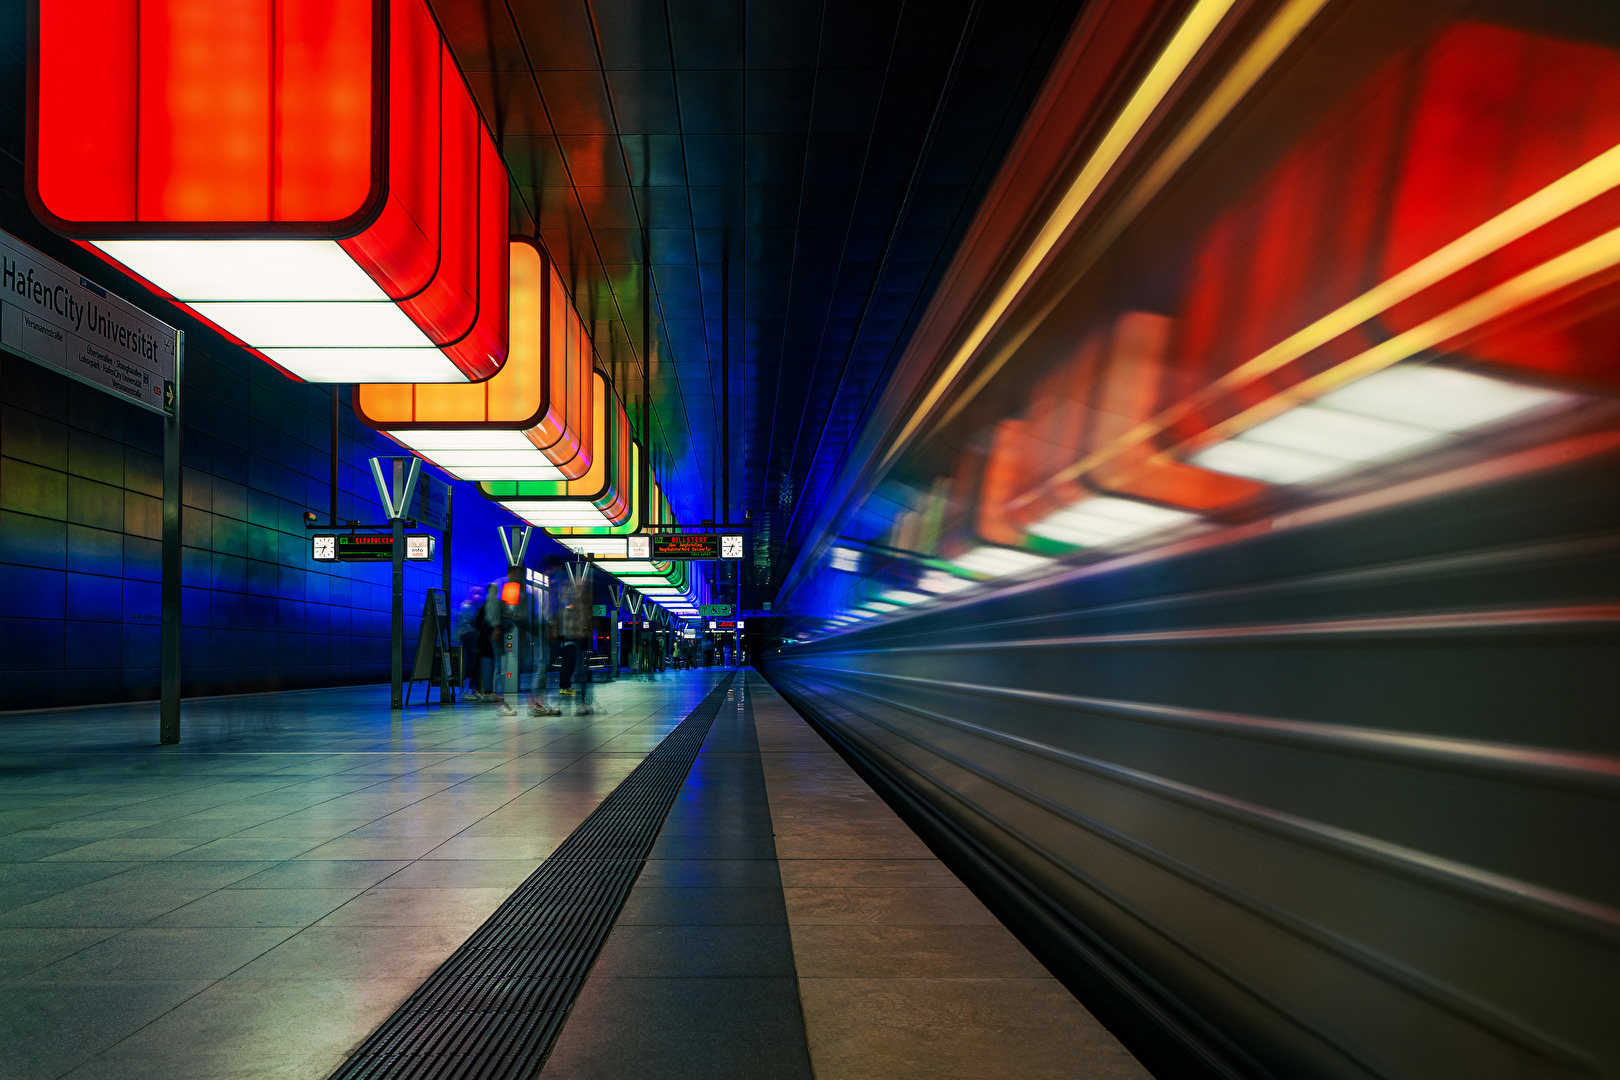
[0,229,183,742]
[371,457,422,709]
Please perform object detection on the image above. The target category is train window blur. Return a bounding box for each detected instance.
[792,0,1620,637]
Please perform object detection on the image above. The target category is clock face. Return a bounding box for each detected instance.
[312,535,336,561]
[721,534,743,560]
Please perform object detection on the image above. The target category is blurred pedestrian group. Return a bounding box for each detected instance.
[452,556,597,718]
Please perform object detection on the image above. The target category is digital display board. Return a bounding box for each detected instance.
[311,534,436,563]
[651,533,721,559]
[338,534,396,562]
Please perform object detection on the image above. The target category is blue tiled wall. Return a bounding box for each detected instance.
[0,341,534,710]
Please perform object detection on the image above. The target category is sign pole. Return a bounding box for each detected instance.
[159,334,184,743]
[371,456,420,710]
[391,493,405,709]
[442,486,453,603]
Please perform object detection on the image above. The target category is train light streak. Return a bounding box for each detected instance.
[1192,364,1572,485]
[1027,496,1198,548]
[917,570,974,595]
[952,546,1054,579]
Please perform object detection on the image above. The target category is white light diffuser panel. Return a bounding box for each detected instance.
[560,538,630,557]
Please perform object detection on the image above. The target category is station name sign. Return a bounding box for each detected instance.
[312,534,436,563]
[0,229,179,416]
[648,533,746,560]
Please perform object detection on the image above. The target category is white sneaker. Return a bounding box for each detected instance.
[496,701,517,717]
[530,703,561,716]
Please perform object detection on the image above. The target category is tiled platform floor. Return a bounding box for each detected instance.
[1,671,1147,1080]
[0,673,730,1080]
[541,672,1148,1080]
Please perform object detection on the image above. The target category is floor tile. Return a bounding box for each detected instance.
[0,978,211,1080]
[30,926,296,981]
[40,838,207,861]
[149,888,361,928]
[227,925,467,981]
[795,977,1151,1080]
[0,927,119,983]
[312,887,511,928]
[0,886,212,928]
[539,977,812,1080]
[782,886,1002,926]
[788,924,1051,978]
[592,924,798,978]
[227,860,409,890]
[166,838,325,862]
[371,859,536,889]
[58,977,424,1080]
[421,835,566,860]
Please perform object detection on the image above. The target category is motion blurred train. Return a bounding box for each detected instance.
[763,0,1620,1076]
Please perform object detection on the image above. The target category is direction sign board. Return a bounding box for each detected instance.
[410,472,451,530]
[0,229,179,415]
[651,533,721,560]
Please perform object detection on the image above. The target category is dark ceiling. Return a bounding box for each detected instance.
[428,0,1083,591]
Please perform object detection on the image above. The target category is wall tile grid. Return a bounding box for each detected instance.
[0,343,527,709]
[0,0,534,708]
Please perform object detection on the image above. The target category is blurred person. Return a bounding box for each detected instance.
[529,556,563,717]
[473,587,497,700]
[555,563,595,715]
[454,585,487,701]
[483,578,520,716]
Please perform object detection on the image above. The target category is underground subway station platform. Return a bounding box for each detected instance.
[1,0,1617,1077]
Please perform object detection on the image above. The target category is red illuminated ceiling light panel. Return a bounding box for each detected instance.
[27,0,508,383]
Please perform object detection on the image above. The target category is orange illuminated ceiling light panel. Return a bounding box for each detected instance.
[354,240,595,481]
[28,0,508,384]
[479,371,636,530]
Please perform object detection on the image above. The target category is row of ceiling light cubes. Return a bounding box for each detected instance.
[28,0,688,594]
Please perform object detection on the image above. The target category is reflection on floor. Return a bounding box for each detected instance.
[0,671,1147,1080]
[0,674,730,1080]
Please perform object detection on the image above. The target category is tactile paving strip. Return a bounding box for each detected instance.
[329,674,737,1080]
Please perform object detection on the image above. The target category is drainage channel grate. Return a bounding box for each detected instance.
[330,674,737,1080]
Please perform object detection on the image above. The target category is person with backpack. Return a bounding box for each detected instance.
[483,577,524,717]
[554,562,595,716]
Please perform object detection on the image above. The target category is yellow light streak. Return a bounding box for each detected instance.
[1200,223,1620,446]
[877,0,1245,469]
[932,0,1334,439]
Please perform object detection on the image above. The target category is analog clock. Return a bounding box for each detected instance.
[312,535,336,561]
